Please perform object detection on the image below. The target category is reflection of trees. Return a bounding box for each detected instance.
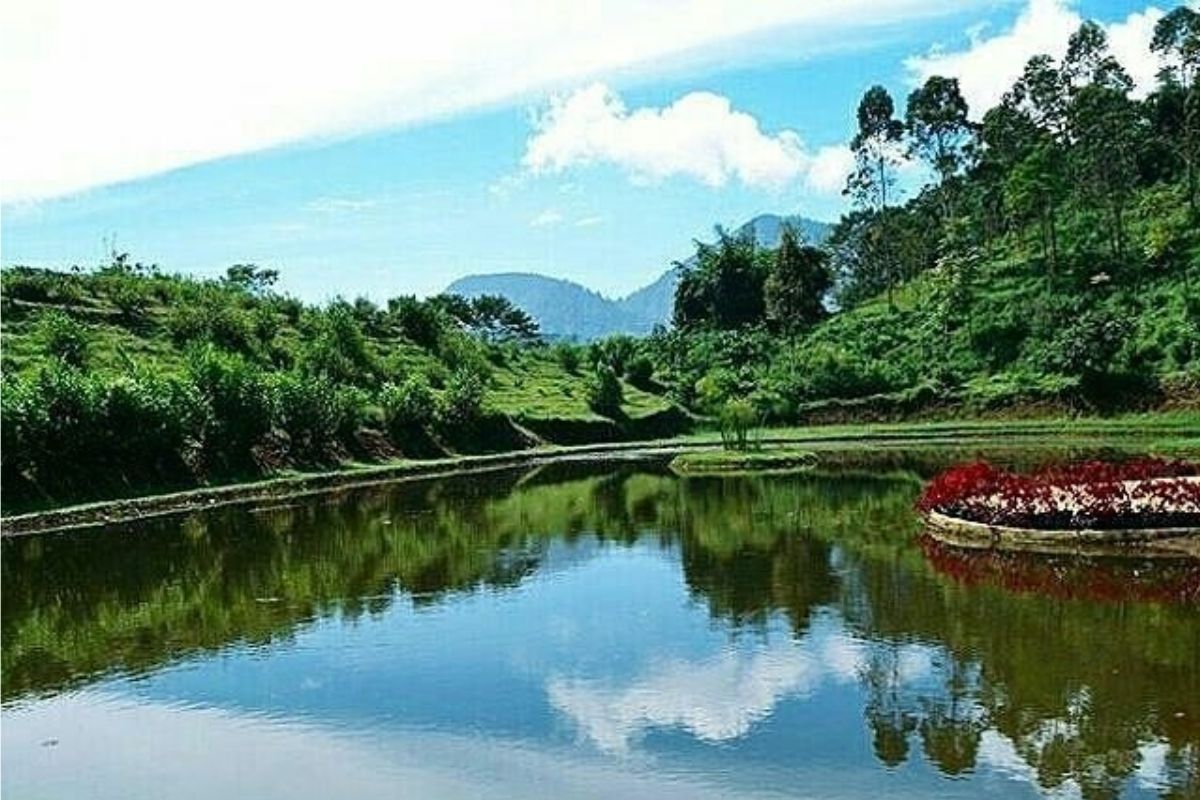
[1,463,674,701]
[837,512,1200,797]
[3,452,1198,797]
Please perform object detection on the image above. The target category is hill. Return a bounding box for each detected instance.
[445,273,647,339]
[446,214,829,339]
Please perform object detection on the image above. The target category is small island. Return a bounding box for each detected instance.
[669,447,817,475]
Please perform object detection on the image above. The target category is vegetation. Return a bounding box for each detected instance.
[4,7,1199,514]
[4,454,1197,797]
[668,447,817,474]
[0,262,681,512]
[649,8,1199,422]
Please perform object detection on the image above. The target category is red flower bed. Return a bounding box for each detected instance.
[917,458,1200,530]
[920,536,1200,604]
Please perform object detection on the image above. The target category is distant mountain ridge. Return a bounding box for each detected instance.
[445,214,830,340]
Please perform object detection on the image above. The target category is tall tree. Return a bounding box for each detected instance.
[1070,81,1141,258]
[974,102,1041,242]
[1004,141,1067,271]
[765,225,832,332]
[905,76,974,218]
[846,85,906,308]
[1152,6,1200,215]
[1006,55,1069,140]
[847,85,906,210]
[672,228,769,330]
[1063,21,1131,93]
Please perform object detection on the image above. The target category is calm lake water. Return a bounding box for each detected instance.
[3,446,1199,799]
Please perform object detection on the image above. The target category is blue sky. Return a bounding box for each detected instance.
[0,0,1171,300]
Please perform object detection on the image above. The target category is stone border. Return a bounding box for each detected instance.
[925,510,1200,558]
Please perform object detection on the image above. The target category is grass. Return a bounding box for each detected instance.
[678,411,1200,445]
[669,447,818,474]
[487,353,671,422]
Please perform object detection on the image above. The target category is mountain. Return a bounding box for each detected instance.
[445,214,830,340]
[444,272,647,340]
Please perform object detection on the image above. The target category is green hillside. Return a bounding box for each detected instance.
[0,267,685,512]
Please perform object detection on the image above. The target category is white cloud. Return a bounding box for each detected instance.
[547,629,869,754]
[906,0,1167,117]
[529,209,564,227]
[522,84,807,190]
[574,215,605,227]
[548,644,818,753]
[522,83,856,194]
[806,145,856,194]
[2,0,981,202]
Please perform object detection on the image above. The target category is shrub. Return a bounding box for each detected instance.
[186,346,273,466]
[586,363,624,417]
[268,372,355,457]
[719,398,758,451]
[102,370,199,470]
[35,310,91,368]
[437,367,487,429]
[167,291,261,357]
[625,355,655,389]
[299,304,378,386]
[388,296,444,350]
[554,343,581,374]
[380,375,438,437]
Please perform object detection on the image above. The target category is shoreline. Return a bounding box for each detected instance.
[4,418,1197,538]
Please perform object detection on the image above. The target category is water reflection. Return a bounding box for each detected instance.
[3,447,1198,798]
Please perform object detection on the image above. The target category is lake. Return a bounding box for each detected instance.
[3,446,1198,799]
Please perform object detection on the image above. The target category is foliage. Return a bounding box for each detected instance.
[718,398,759,451]
[35,310,91,368]
[269,372,366,457]
[585,362,624,418]
[764,225,831,331]
[673,228,772,330]
[437,367,488,430]
[380,375,438,436]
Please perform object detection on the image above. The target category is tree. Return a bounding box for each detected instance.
[1063,21,1132,94]
[1005,141,1067,271]
[765,225,831,331]
[1069,82,1142,257]
[846,85,906,309]
[1151,6,1200,215]
[1151,6,1200,89]
[974,101,1041,242]
[846,85,906,211]
[672,228,769,329]
[468,295,540,342]
[905,76,974,217]
[585,362,623,417]
[223,264,279,296]
[1006,55,1069,140]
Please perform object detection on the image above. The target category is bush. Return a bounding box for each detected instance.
[586,363,624,417]
[625,355,655,389]
[102,370,199,471]
[719,398,758,451]
[186,346,273,466]
[269,372,363,457]
[380,375,438,437]
[167,290,261,357]
[299,304,378,386]
[437,367,487,429]
[554,342,582,374]
[35,310,91,368]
